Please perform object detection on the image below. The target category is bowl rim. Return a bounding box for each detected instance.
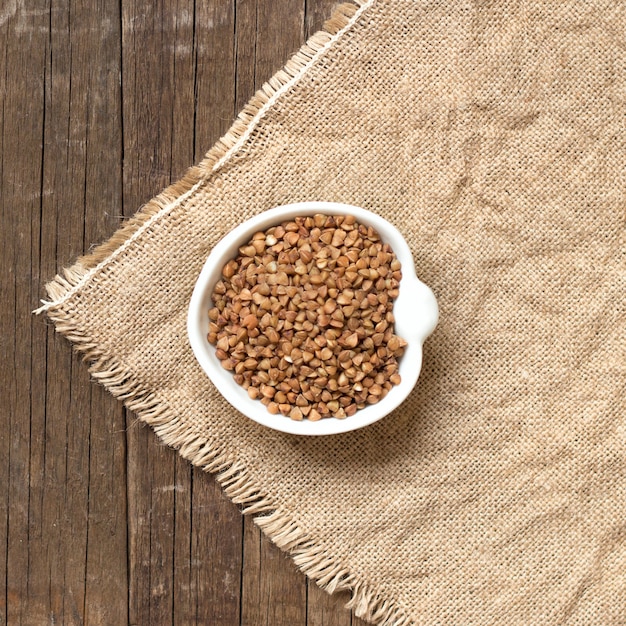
[187,201,438,435]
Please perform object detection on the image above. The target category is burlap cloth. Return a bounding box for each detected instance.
[39,1,626,624]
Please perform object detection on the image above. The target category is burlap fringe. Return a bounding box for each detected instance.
[34,1,417,624]
[35,0,369,314]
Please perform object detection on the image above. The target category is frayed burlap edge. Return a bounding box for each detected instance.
[35,1,418,624]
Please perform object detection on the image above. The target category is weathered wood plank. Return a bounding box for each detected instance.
[1,1,49,624]
[167,2,204,624]
[38,0,126,623]
[83,387,128,625]
[305,0,340,38]
[193,0,237,157]
[121,1,178,619]
[72,0,128,622]
[308,584,354,626]
[234,0,257,114]
[169,0,196,182]
[126,424,176,624]
[241,520,307,626]
[254,0,305,88]
[172,457,196,625]
[191,476,243,625]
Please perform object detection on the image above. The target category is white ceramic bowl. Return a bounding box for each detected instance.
[187,202,438,435]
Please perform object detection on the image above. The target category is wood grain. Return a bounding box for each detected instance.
[0,0,371,623]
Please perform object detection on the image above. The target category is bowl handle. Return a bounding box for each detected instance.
[395,278,439,343]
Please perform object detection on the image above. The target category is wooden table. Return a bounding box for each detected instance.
[1,1,368,623]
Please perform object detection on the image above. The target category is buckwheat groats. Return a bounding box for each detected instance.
[207,214,407,420]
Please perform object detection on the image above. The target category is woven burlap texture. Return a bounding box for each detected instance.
[39,1,626,624]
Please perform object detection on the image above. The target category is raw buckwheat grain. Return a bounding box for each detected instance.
[208,214,407,420]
